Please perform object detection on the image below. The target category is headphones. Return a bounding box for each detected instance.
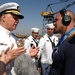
[60,9,71,26]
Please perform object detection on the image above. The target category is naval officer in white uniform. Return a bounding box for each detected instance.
[0,2,39,75]
[0,2,25,75]
[38,23,59,75]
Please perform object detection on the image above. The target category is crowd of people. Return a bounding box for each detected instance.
[0,2,75,75]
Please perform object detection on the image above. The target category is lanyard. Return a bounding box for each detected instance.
[59,28,75,45]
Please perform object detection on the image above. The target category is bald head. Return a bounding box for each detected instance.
[66,10,75,20]
[65,10,75,22]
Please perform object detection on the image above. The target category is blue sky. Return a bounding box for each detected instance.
[0,0,75,35]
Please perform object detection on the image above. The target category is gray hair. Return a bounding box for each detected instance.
[14,54,40,75]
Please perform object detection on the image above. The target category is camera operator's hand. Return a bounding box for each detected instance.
[0,50,6,75]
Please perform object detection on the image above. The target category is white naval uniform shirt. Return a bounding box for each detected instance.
[0,25,17,48]
[24,35,39,62]
[0,25,17,75]
[38,33,59,65]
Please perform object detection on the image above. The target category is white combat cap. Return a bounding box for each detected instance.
[31,28,40,32]
[45,23,55,29]
[0,2,24,19]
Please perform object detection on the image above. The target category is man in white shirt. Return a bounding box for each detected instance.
[38,23,59,75]
[24,28,40,67]
[0,2,25,75]
[0,2,39,75]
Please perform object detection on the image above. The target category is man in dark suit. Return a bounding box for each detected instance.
[49,9,75,75]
